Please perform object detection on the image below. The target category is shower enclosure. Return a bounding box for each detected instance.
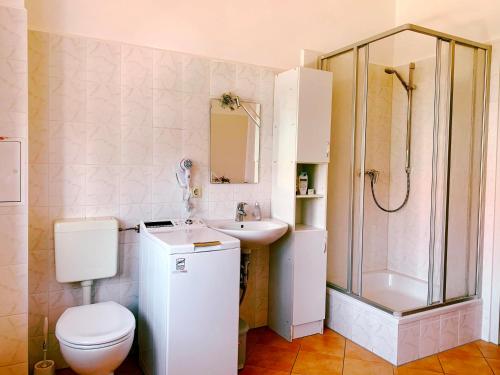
[321,24,491,317]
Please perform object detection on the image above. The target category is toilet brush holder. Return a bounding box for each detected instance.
[33,360,55,375]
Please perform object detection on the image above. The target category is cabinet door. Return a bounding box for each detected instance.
[292,230,327,325]
[296,68,332,163]
[0,141,21,203]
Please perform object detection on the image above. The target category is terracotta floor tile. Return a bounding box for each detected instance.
[438,353,493,374]
[440,342,484,358]
[239,365,290,375]
[487,358,500,374]
[344,340,388,363]
[476,341,500,359]
[250,327,301,351]
[394,368,443,375]
[298,329,345,357]
[246,344,298,372]
[397,355,443,373]
[342,358,394,375]
[291,350,343,375]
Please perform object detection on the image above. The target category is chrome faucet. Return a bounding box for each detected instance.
[235,202,247,222]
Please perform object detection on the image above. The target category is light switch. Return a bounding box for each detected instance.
[0,141,21,203]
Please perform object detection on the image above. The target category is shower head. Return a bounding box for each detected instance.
[384,66,415,92]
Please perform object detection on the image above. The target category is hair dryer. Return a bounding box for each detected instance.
[176,158,193,215]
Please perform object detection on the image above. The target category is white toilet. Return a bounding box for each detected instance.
[53,217,136,375]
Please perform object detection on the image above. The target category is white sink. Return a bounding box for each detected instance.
[208,218,288,246]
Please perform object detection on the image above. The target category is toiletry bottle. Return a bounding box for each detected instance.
[299,172,308,195]
[253,202,262,221]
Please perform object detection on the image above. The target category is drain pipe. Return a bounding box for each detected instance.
[81,280,93,305]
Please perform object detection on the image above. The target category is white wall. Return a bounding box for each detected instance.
[396,0,500,42]
[25,0,396,69]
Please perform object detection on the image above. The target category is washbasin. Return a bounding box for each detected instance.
[208,218,288,246]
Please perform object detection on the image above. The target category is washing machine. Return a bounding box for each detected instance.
[138,218,240,375]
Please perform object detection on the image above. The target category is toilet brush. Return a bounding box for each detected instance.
[33,317,55,375]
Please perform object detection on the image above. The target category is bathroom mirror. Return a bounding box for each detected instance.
[210,98,260,184]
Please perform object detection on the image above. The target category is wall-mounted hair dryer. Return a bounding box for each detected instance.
[176,158,193,215]
[176,158,192,189]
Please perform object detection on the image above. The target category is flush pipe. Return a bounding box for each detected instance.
[81,280,93,305]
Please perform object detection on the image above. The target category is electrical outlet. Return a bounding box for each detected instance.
[191,186,202,198]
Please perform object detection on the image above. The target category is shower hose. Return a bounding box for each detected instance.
[368,171,410,213]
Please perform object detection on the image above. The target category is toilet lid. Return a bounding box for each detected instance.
[56,301,135,346]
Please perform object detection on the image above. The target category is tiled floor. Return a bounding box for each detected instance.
[55,327,500,375]
[242,327,500,375]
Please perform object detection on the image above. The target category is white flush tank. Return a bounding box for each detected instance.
[54,217,119,283]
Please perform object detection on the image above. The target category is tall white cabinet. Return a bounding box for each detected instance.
[270,67,333,340]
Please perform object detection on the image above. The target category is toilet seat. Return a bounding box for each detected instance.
[56,301,135,349]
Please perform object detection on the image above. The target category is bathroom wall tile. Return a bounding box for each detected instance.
[0,58,27,114]
[48,164,86,206]
[49,35,85,80]
[86,123,121,165]
[121,126,153,165]
[120,243,139,283]
[236,64,261,99]
[28,251,50,294]
[371,320,397,364]
[28,292,48,337]
[28,32,49,123]
[85,204,120,218]
[122,45,153,89]
[93,283,120,304]
[49,76,86,122]
[208,183,234,202]
[439,311,459,351]
[0,214,27,266]
[181,92,209,131]
[0,314,27,367]
[153,88,182,129]
[208,200,236,220]
[29,121,49,163]
[119,204,152,229]
[86,39,121,85]
[153,127,182,166]
[86,81,121,125]
[0,112,27,138]
[119,282,139,316]
[0,7,27,61]
[28,335,44,370]
[49,121,86,164]
[458,306,480,345]
[85,165,120,205]
[153,49,183,91]
[182,55,209,94]
[0,264,28,316]
[119,166,152,204]
[48,288,83,332]
[152,165,183,204]
[28,164,49,206]
[152,202,186,220]
[419,316,440,357]
[210,61,236,97]
[351,306,375,349]
[0,362,28,375]
[398,322,420,364]
[121,85,152,127]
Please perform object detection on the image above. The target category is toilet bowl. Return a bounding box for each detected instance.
[56,301,135,375]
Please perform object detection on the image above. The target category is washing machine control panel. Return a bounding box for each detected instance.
[144,218,205,232]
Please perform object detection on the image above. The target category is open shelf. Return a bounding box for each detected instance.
[295,224,324,231]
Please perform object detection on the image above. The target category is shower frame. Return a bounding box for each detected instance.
[319,24,492,317]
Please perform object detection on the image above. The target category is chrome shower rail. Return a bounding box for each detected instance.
[321,24,492,317]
